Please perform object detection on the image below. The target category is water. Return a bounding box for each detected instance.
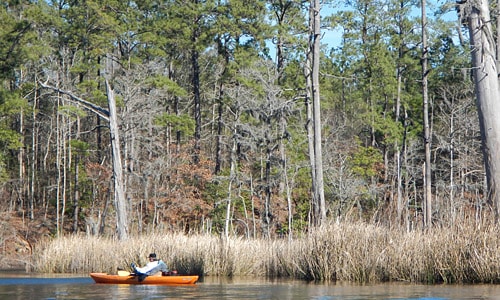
[1,272,500,299]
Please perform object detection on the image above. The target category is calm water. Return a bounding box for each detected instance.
[1,272,500,299]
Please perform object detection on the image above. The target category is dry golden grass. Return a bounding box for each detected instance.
[31,222,500,283]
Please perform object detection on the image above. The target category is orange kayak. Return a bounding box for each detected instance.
[90,272,199,285]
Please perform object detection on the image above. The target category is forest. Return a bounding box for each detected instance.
[0,0,494,249]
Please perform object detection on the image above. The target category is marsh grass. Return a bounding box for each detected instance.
[32,222,500,283]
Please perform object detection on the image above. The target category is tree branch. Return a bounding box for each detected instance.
[38,81,110,121]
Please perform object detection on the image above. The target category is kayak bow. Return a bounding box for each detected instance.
[90,272,199,285]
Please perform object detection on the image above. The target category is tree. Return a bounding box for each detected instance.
[421,0,432,229]
[460,0,500,221]
[306,0,326,225]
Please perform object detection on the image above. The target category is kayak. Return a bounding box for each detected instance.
[90,272,199,285]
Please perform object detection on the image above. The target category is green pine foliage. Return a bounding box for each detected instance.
[154,113,195,137]
[349,141,384,179]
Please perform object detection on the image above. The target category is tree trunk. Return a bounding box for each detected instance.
[396,73,403,225]
[264,139,272,238]
[421,0,432,229]
[448,93,455,224]
[497,0,500,70]
[192,20,201,165]
[18,105,27,218]
[55,94,64,236]
[284,152,293,241]
[304,47,317,226]
[465,0,500,221]
[106,80,128,240]
[395,0,404,226]
[30,82,38,221]
[310,0,326,225]
[215,95,224,174]
[72,116,81,233]
[224,126,238,239]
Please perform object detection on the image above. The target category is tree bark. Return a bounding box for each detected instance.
[310,0,326,225]
[192,10,201,165]
[304,43,317,226]
[421,0,432,229]
[215,94,224,174]
[497,0,500,70]
[395,0,404,226]
[224,125,238,239]
[72,116,81,233]
[465,0,500,221]
[30,82,38,221]
[105,79,128,240]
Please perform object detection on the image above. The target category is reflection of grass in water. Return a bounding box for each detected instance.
[171,254,203,275]
[31,222,500,284]
[0,276,90,285]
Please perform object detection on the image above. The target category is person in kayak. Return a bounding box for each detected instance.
[131,253,169,277]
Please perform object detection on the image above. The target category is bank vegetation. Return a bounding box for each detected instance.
[32,221,500,284]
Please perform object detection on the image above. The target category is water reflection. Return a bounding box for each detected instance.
[0,273,500,299]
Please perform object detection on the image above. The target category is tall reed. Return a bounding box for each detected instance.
[31,222,500,283]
